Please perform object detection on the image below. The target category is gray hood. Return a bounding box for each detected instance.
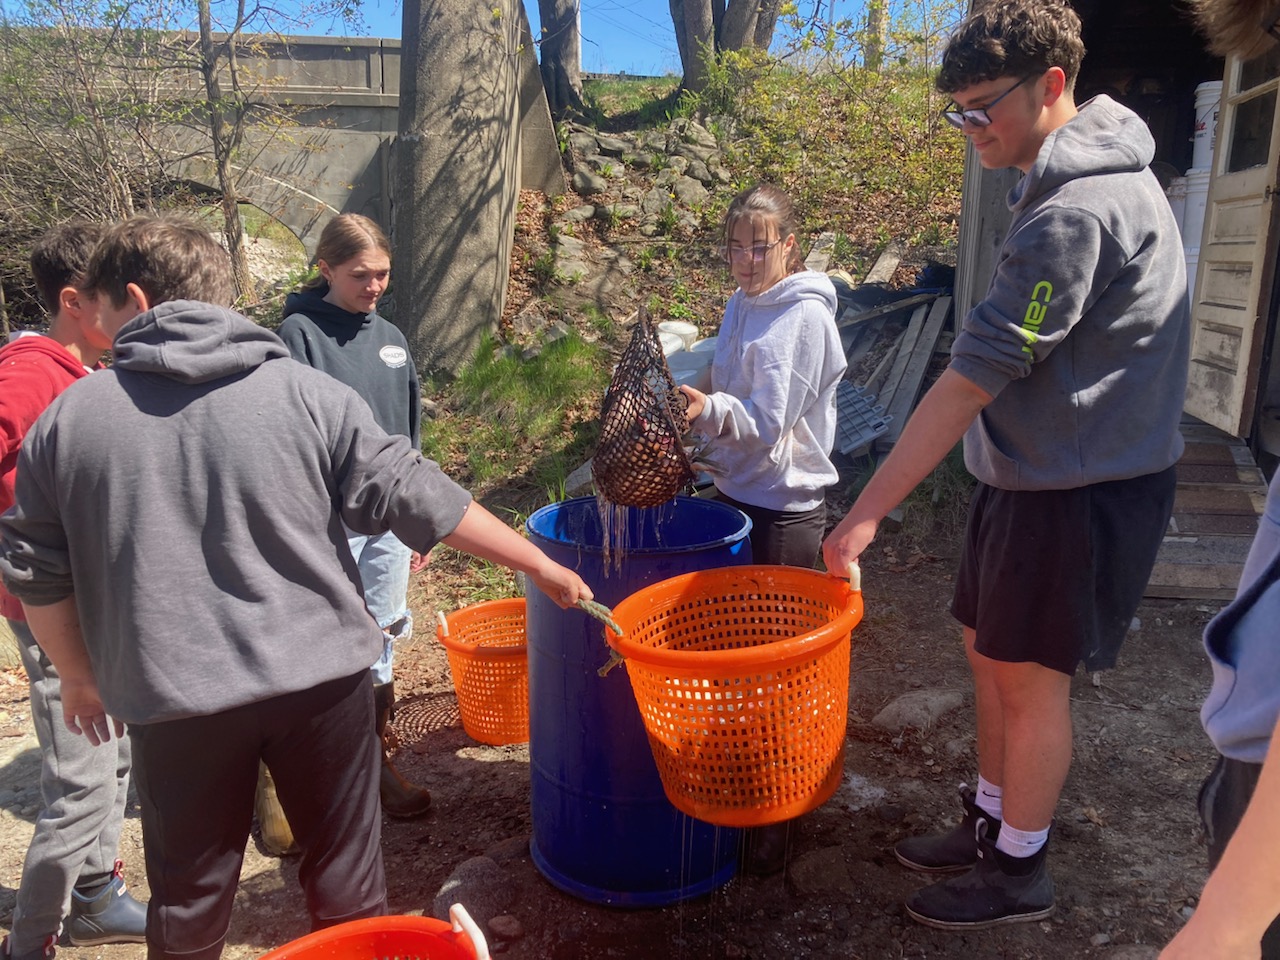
[113,300,291,384]
[949,94,1189,492]
[1011,95,1156,214]
[738,269,838,315]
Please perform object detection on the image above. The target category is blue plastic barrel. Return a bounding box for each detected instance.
[525,495,753,906]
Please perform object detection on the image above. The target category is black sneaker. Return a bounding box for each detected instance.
[741,820,792,876]
[2,933,57,960]
[894,784,1002,873]
[904,824,1054,930]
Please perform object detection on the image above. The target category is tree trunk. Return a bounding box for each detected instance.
[753,0,783,49]
[536,0,582,118]
[718,0,757,51]
[197,0,253,301]
[395,0,521,376]
[673,0,778,93]
[864,0,887,72]
[677,0,714,93]
[669,0,691,79]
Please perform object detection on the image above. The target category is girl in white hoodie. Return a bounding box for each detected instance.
[681,183,847,570]
[680,183,847,876]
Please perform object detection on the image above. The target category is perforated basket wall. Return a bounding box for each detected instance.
[591,307,696,508]
[257,914,483,960]
[437,598,528,746]
[607,566,864,828]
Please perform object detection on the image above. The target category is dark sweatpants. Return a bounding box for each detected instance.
[714,492,827,568]
[1198,754,1280,958]
[129,671,386,960]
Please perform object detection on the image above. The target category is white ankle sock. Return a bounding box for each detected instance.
[995,822,1049,859]
[975,775,1003,820]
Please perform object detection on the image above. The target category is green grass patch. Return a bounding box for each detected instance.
[430,547,522,605]
[581,75,682,130]
[679,55,963,252]
[421,329,609,502]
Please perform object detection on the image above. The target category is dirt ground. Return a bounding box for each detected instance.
[0,507,1221,960]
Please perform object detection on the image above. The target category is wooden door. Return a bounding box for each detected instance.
[1185,49,1280,436]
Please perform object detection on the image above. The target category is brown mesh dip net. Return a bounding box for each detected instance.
[591,307,697,508]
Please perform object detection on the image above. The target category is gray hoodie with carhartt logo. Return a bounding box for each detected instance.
[949,94,1190,491]
[0,300,471,725]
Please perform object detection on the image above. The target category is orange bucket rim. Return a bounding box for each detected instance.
[439,596,526,622]
[257,908,488,960]
[438,635,527,657]
[437,597,527,657]
[605,564,862,669]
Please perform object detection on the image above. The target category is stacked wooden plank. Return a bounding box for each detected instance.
[835,287,953,456]
[1145,418,1268,600]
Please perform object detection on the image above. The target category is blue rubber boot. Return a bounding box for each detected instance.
[65,861,147,947]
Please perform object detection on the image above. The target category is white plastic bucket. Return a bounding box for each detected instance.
[1192,80,1222,172]
[1185,247,1200,303]
[1166,176,1188,237]
[658,320,698,350]
[659,331,685,357]
[1182,168,1211,250]
[689,337,718,354]
[668,350,713,390]
[667,350,711,373]
[672,364,712,394]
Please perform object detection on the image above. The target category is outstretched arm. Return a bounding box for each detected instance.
[822,369,992,576]
[1161,714,1280,959]
[22,596,123,745]
[442,501,594,608]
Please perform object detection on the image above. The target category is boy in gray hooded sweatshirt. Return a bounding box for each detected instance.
[823,0,1190,930]
[0,216,593,960]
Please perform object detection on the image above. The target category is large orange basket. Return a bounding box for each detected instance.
[437,598,528,746]
[258,908,488,960]
[606,565,863,828]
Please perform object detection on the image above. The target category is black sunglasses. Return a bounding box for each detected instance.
[942,75,1035,129]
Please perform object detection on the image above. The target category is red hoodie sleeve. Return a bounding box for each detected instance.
[0,356,66,466]
[0,350,80,620]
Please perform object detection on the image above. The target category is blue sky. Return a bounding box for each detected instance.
[347,0,685,76]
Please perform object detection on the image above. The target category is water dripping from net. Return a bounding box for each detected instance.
[596,495,685,577]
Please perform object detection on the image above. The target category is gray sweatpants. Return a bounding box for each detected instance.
[7,618,132,953]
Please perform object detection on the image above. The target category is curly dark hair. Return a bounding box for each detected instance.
[30,220,105,315]
[1190,0,1277,60]
[936,0,1086,95]
[82,216,235,309]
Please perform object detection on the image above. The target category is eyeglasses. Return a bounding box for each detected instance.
[719,239,783,262]
[942,75,1035,129]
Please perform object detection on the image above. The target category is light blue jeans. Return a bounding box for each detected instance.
[343,526,413,686]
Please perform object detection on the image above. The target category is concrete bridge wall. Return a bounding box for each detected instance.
[175,34,562,259]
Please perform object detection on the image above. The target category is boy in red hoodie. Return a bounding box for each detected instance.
[0,222,146,960]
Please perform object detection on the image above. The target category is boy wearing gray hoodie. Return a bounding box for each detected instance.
[0,216,592,960]
[823,0,1190,929]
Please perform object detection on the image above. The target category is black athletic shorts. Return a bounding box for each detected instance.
[950,466,1176,675]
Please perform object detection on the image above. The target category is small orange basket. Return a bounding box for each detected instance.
[258,908,488,960]
[606,565,863,828]
[437,598,529,746]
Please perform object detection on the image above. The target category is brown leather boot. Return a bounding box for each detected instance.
[374,682,432,819]
[255,762,300,857]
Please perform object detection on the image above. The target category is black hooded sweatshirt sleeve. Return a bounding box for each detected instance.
[278,286,421,450]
